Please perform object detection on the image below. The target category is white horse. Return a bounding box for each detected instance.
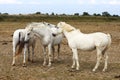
[24,22,62,67]
[43,22,63,61]
[12,29,36,66]
[57,22,111,72]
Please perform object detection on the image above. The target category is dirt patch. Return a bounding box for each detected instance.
[0,22,120,80]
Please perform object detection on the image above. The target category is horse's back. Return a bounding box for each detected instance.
[90,32,111,47]
[13,29,25,38]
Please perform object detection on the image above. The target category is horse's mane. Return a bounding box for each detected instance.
[26,22,55,29]
[26,22,44,28]
[43,22,56,28]
[58,22,76,32]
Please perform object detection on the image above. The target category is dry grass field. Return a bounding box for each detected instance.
[0,21,120,80]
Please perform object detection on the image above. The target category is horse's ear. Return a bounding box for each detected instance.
[60,22,65,25]
[43,22,45,24]
[31,27,33,31]
[29,27,33,31]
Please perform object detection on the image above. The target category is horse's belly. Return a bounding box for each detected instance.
[76,41,95,51]
[78,45,95,51]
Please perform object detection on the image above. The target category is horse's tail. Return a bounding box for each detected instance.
[102,33,112,55]
[18,32,21,43]
[15,32,24,56]
[15,43,24,56]
[19,32,24,42]
[107,33,112,48]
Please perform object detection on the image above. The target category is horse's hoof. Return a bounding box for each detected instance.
[102,69,107,72]
[12,63,15,66]
[92,69,96,72]
[71,66,75,69]
[76,68,79,71]
[48,64,51,67]
[23,64,27,67]
[43,63,47,66]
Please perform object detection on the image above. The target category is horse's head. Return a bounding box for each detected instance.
[57,22,75,32]
[43,22,63,37]
[49,26,63,37]
[24,27,33,43]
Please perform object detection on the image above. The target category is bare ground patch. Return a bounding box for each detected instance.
[0,22,120,80]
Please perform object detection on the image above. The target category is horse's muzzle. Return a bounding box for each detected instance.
[24,40,29,43]
[52,33,56,37]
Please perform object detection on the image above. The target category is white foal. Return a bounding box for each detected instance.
[57,22,111,72]
[12,29,36,66]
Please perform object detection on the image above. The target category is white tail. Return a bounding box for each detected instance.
[107,33,112,48]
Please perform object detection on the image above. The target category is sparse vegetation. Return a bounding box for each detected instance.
[0,12,119,22]
[0,13,120,80]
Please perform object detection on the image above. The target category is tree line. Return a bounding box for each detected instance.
[0,11,119,17]
[35,11,119,17]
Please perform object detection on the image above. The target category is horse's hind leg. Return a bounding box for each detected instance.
[52,46,55,62]
[93,47,102,72]
[12,42,17,66]
[57,44,60,61]
[102,48,108,72]
[12,46,16,66]
[27,46,30,61]
[48,44,52,67]
[31,44,35,62]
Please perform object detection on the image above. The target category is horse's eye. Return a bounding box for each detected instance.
[55,26,59,29]
[27,33,30,36]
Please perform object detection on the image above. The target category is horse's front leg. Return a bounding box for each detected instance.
[43,46,47,66]
[72,48,79,70]
[23,44,27,67]
[27,45,30,62]
[48,44,52,67]
[57,44,60,61]
[71,51,75,69]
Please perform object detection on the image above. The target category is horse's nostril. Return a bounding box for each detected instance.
[52,33,56,37]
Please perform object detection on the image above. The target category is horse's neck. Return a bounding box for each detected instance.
[63,31,74,40]
[32,27,52,42]
[64,29,83,42]
[64,29,81,38]
[32,28,48,37]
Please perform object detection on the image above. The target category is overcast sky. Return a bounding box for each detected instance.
[0,0,119,15]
